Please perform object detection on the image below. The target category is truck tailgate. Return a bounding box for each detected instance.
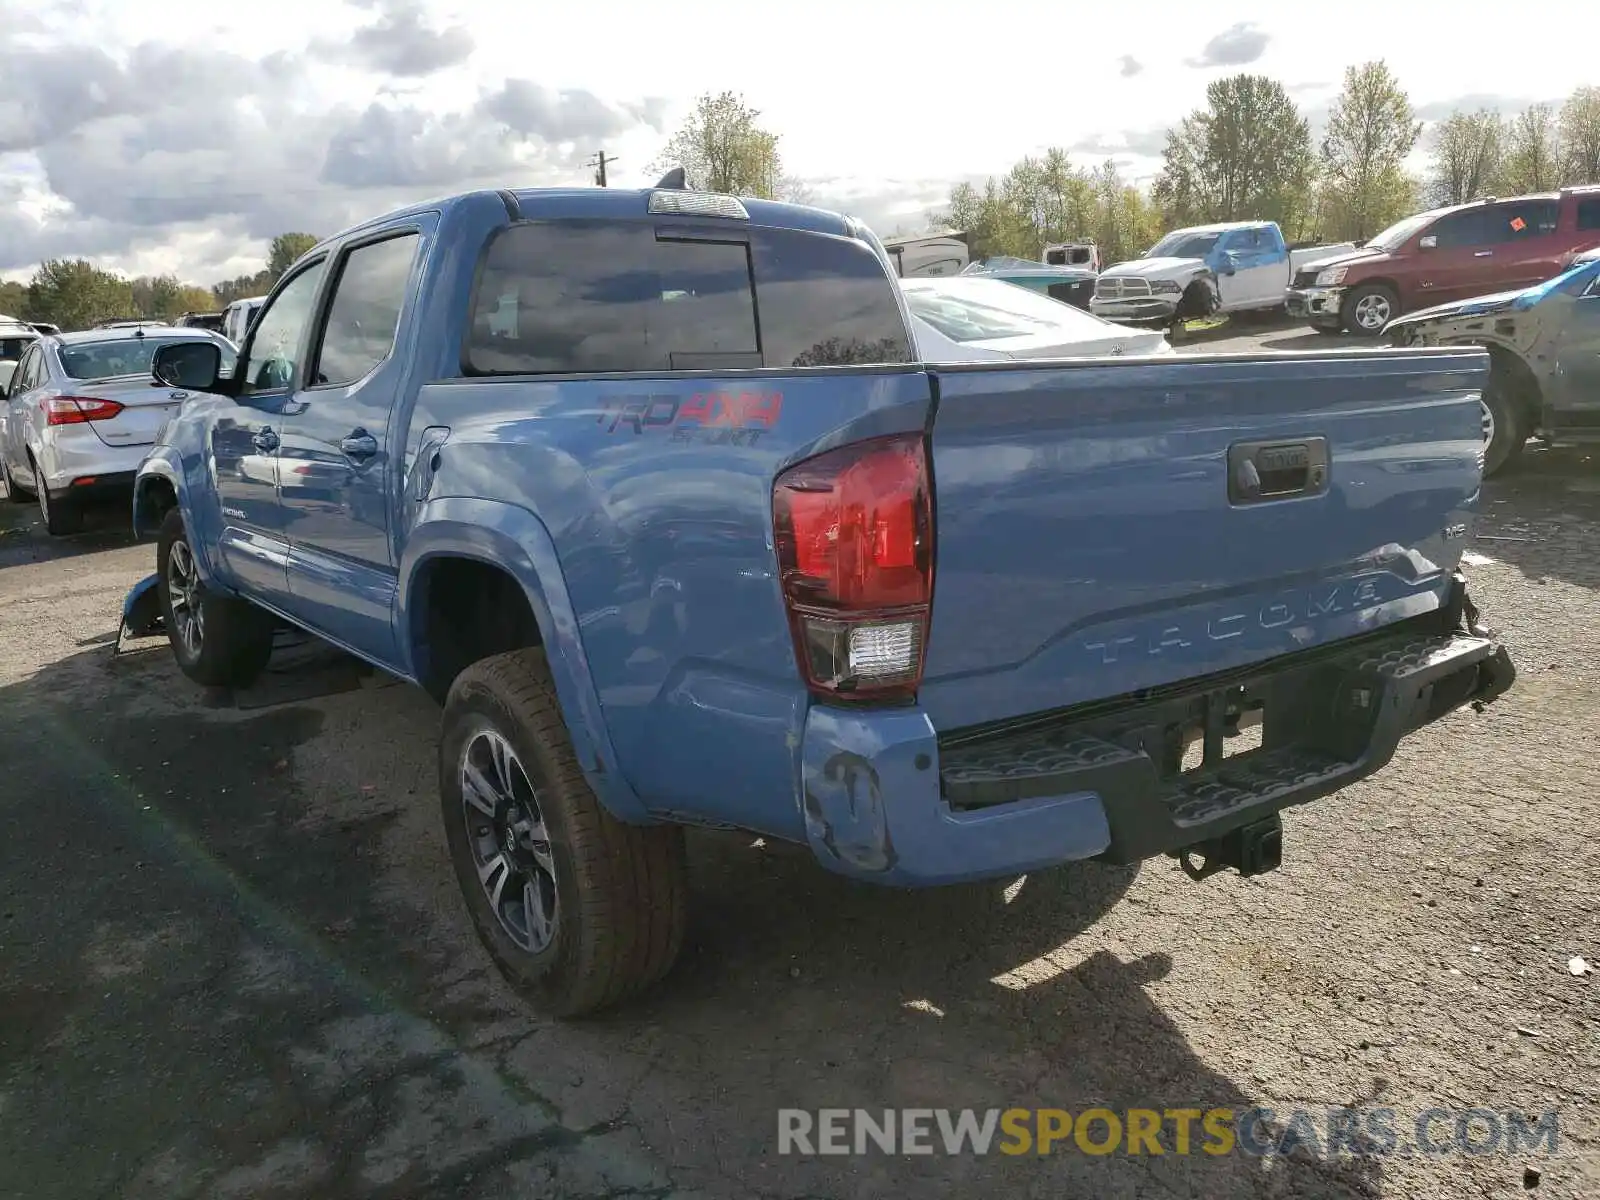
[920,348,1487,731]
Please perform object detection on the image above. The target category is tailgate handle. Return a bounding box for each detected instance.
[1228,437,1329,505]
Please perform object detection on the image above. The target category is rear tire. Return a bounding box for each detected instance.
[1342,283,1398,337]
[1481,377,1526,479]
[440,647,688,1017]
[34,466,83,536]
[156,508,275,688]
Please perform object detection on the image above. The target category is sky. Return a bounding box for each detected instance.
[1,0,1594,287]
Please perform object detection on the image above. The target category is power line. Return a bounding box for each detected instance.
[588,149,620,187]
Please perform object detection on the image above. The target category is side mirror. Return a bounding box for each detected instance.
[1419,235,1438,250]
[153,341,222,390]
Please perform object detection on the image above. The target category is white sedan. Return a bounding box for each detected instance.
[900,276,1174,361]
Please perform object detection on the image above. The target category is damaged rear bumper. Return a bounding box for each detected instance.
[798,573,1514,886]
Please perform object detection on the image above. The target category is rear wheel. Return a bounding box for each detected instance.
[1342,283,1398,336]
[156,508,276,688]
[440,647,688,1016]
[34,462,82,536]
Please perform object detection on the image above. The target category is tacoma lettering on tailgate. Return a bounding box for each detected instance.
[1081,575,1391,665]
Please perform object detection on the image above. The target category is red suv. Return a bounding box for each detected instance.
[1286,186,1600,335]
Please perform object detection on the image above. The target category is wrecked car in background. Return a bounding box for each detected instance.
[1090,221,1354,331]
[1384,255,1600,476]
[1290,187,1600,337]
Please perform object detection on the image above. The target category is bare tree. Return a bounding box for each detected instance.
[1558,86,1600,184]
[777,176,816,206]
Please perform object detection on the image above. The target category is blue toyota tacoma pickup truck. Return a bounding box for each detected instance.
[131,177,1515,1015]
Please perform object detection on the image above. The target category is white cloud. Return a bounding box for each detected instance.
[2,0,1596,284]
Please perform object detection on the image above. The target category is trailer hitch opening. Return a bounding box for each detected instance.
[1174,814,1284,881]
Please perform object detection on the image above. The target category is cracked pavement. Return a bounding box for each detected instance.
[1,329,1596,1197]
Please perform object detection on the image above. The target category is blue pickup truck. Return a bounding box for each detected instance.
[1090,221,1356,329]
[130,178,1515,1015]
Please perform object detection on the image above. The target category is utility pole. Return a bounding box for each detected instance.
[589,150,619,187]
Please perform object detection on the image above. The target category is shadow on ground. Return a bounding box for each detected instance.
[0,632,1388,1198]
[1474,445,1600,592]
[0,482,138,568]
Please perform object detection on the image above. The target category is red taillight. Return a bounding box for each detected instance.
[773,432,933,702]
[44,396,124,426]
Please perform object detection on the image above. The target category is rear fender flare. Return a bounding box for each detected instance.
[397,495,650,824]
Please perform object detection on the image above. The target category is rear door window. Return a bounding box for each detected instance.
[10,345,40,393]
[1493,199,1559,242]
[1576,197,1600,232]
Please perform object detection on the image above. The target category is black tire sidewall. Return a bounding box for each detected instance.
[439,677,588,1006]
[155,508,273,686]
[1482,383,1523,477]
[156,509,204,672]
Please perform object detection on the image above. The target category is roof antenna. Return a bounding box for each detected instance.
[655,167,688,190]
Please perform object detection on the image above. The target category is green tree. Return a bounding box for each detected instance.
[267,233,320,280]
[24,260,136,331]
[1427,109,1504,205]
[650,91,781,198]
[1501,104,1560,193]
[1319,61,1422,241]
[1091,161,1162,266]
[937,154,1161,267]
[1153,74,1316,229]
[211,271,273,309]
[130,275,185,320]
[1558,86,1600,184]
[0,279,27,318]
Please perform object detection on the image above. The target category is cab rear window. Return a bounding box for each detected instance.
[464,219,911,375]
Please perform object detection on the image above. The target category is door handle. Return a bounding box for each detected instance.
[252,427,279,452]
[340,430,379,459]
[1474,250,1493,257]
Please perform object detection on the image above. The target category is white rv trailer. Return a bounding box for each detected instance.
[879,231,971,278]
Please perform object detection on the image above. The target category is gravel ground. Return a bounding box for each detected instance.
[1,327,1596,1199]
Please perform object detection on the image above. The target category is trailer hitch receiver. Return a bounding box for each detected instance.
[1176,814,1284,881]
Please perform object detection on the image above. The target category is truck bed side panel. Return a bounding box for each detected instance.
[409,368,933,840]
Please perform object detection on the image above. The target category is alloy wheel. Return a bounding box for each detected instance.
[166,539,205,658]
[460,728,559,953]
[1353,292,1391,331]
[1480,398,1495,447]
